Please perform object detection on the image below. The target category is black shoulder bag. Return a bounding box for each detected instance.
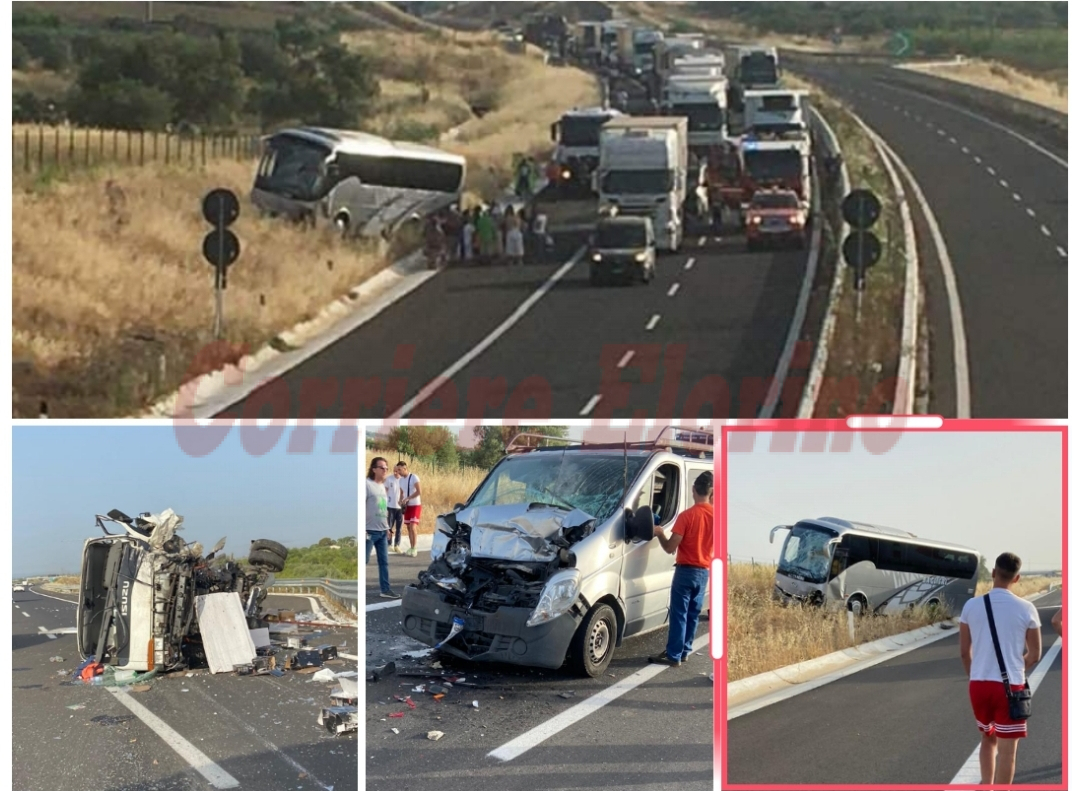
[984,594,1033,720]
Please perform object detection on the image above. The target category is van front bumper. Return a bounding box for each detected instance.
[401,586,581,670]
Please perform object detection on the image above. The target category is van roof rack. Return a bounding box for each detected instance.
[504,425,714,458]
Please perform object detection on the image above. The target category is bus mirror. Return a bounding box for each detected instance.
[769,524,789,544]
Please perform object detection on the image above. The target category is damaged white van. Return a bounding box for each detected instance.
[77,509,288,672]
[401,428,713,678]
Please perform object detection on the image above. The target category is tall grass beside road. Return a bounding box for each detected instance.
[975,576,1056,599]
[727,562,949,682]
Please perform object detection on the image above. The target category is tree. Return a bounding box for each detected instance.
[67,78,175,131]
[977,555,992,584]
[435,435,460,469]
[469,426,570,469]
[318,537,333,547]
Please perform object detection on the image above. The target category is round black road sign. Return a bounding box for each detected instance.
[203,229,241,269]
[202,188,240,228]
[842,230,882,270]
[841,189,882,230]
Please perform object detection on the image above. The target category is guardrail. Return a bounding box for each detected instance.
[266,578,359,615]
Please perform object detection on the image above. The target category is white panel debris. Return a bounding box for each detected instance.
[195,592,257,674]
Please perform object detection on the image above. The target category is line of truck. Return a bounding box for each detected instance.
[546,20,815,258]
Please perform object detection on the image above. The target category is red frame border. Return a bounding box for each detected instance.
[714,419,1067,791]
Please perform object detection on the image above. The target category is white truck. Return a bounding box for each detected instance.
[742,88,809,137]
[631,27,664,76]
[550,106,625,193]
[596,116,689,252]
[661,75,729,151]
[671,50,726,79]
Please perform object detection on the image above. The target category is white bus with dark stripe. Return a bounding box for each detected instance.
[770,517,981,616]
[251,127,466,238]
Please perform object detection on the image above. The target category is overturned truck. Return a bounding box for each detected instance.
[401,428,714,677]
[77,509,288,673]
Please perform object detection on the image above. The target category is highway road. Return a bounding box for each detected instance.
[365,549,713,791]
[797,62,1068,419]
[12,586,358,791]
[724,588,1063,786]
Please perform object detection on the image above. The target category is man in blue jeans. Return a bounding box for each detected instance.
[649,471,714,666]
[366,457,399,599]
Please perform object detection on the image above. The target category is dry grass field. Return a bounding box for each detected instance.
[12,26,598,418]
[900,59,1068,115]
[729,562,947,682]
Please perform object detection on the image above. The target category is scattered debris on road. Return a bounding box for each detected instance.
[427,730,445,741]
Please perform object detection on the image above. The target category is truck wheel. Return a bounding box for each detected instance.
[250,540,288,561]
[569,603,617,678]
[249,549,286,573]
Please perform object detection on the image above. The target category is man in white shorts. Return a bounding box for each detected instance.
[959,552,1042,785]
[397,462,422,557]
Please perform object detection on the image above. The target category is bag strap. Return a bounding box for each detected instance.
[983,594,1014,693]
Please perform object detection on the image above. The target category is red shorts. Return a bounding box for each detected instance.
[969,680,1028,739]
[403,505,422,524]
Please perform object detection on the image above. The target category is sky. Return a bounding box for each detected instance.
[725,431,1063,571]
[11,425,358,577]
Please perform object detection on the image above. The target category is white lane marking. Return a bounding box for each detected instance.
[1041,225,1052,237]
[881,139,972,418]
[22,611,30,617]
[579,395,602,416]
[684,257,695,270]
[27,587,78,605]
[999,179,1009,189]
[491,633,710,761]
[645,314,661,331]
[14,605,18,609]
[877,79,1068,169]
[366,599,402,612]
[105,688,240,789]
[617,350,636,369]
[667,283,680,297]
[987,166,996,176]
[390,248,585,418]
[1027,207,1037,218]
[949,136,957,144]
[697,236,707,247]
[185,685,335,791]
[974,155,982,164]
[949,637,1063,784]
[937,128,946,136]
[961,146,970,154]
[1057,246,1067,259]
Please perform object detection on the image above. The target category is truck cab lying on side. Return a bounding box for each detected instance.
[400,427,713,678]
[77,509,288,673]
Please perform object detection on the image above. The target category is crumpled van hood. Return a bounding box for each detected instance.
[438,503,595,563]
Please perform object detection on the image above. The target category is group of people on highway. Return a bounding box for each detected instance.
[424,201,553,270]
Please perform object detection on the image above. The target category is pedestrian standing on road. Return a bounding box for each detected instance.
[366,458,399,599]
[649,471,714,667]
[461,211,476,265]
[959,552,1042,785]
[476,207,496,265]
[384,462,405,554]
[506,210,526,266]
[397,462,423,557]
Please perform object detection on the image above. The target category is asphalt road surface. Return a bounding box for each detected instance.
[365,548,713,791]
[219,197,812,421]
[13,586,358,791]
[725,588,1063,786]
[798,62,1068,419]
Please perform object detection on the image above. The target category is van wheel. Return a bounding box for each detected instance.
[847,594,868,616]
[569,603,617,678]
[249,549,286,573]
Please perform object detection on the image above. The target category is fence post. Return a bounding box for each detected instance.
[68,126,74,164]
[37,126,44,171]
[113,129,118,161]
[139,130,145,167]
[24,128,30,173]
[84,128,90,167]
[127,130,133,165]
[201,133,206,167]
[190,135,195,168]
[54,126,60,167]
[98,128,104,161]
[165,132,170,165]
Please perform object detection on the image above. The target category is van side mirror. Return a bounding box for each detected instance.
[624,505,655,543]
[453,503,465,511]
[550,122,557,142]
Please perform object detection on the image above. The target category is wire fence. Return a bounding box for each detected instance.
[13,125,263,174]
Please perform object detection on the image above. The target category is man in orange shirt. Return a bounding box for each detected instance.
[649,471,714,667]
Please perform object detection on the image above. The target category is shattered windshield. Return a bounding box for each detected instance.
[469,453,649,523]
[777,525,835,584]
[254,134,331,201]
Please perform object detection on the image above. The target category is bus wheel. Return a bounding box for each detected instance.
[847,594,868,616]
[334,214,350,237]
[926,599,943,619]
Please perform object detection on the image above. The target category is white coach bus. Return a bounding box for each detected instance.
[251,126,466,238]
[770,517,981,616]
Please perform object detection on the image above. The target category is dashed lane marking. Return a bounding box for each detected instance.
[645,314,661,331]
[617,350,635,369]
[579,395,601,417]
[667,283,680,297]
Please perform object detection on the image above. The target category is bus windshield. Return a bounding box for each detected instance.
[778,524,835,584]
[255,135,332,202]
[741,54,778,85]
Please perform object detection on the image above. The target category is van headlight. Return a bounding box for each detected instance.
[635,251,648,262]
[592,253,603,263]
[526,569,581,627]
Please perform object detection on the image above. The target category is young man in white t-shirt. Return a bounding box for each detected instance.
[397,462,422,557]
[384,463,405,554]
[959,552,1042,785]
